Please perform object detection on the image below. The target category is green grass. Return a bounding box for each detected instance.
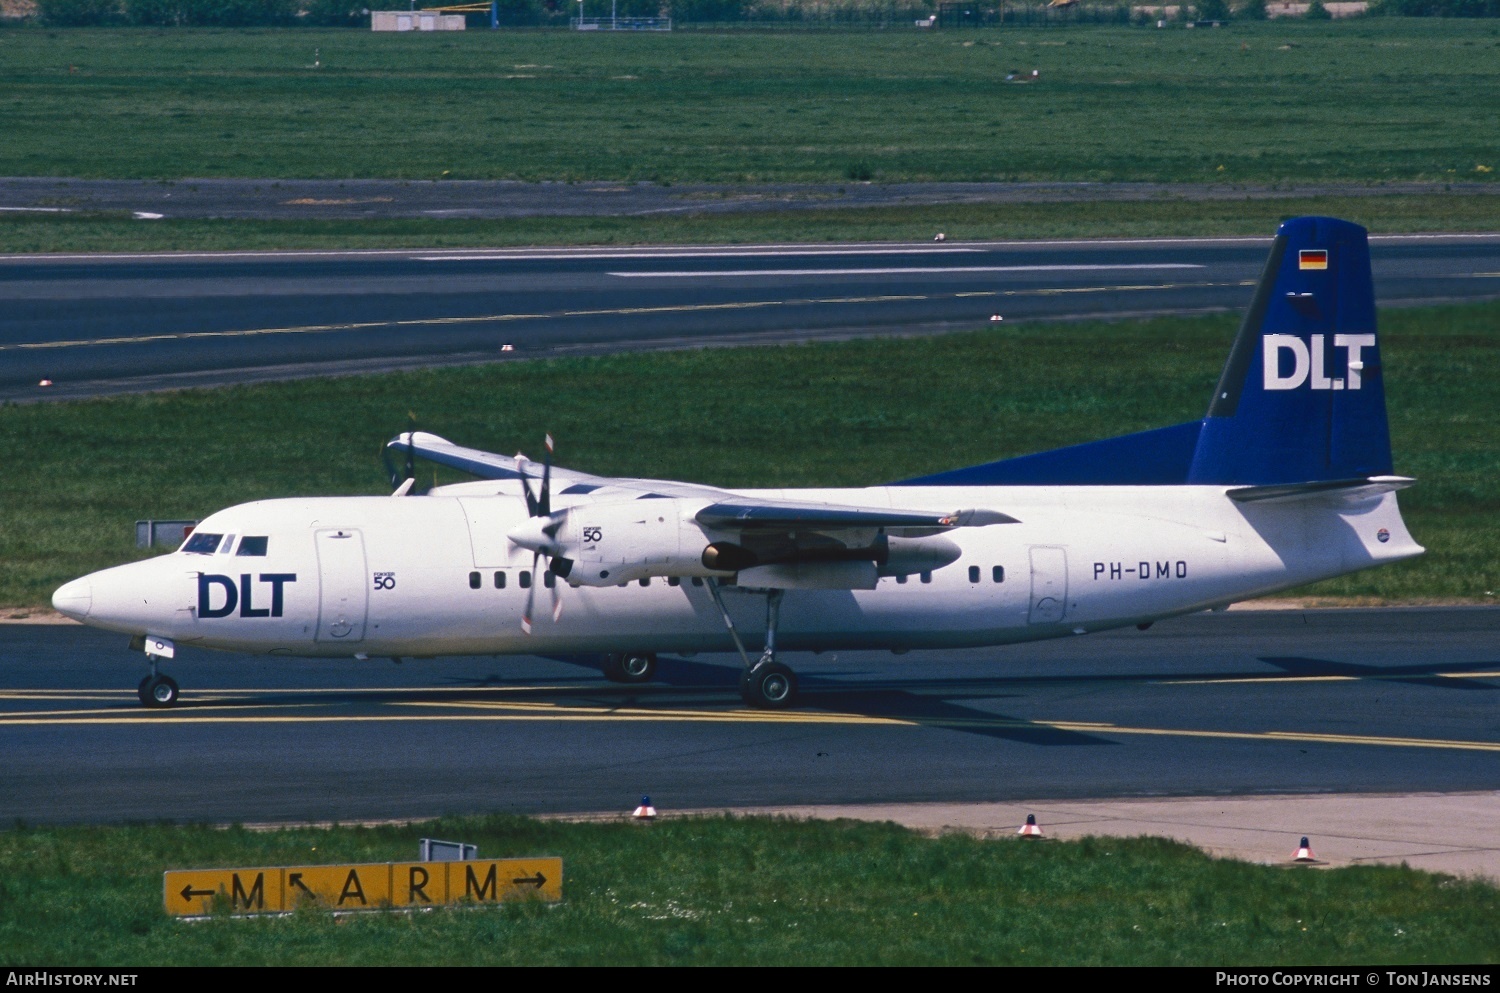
[5,192,1500,253]
[1,300,1496,609]
[1,21,1499,184]
[1,815,1495,965]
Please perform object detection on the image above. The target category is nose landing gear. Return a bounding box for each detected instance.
[134,637,180,708]
[138,672,179,708]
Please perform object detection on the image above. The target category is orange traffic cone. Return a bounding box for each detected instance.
[1292,836,1317,862]
[632,795,657,821]
[1018,813,1043,839]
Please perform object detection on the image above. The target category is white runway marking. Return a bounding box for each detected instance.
[416,248,983,262]
[610,264,1205,279]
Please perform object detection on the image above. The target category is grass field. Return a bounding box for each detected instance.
[1,300,1495,610]
[1,815,1495,965]
[5,191,1500,253]
[2,21,1498,185]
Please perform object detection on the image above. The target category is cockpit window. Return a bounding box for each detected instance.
[182,532,222,554]
[236,536,269,557]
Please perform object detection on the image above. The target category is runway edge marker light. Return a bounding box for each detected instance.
[1018,813,1043,839]
[632,795,657,821]
[1292,836,1317,862]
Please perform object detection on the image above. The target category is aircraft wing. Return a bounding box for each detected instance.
[392,432,1018,531]
[695,502,1017,531]
[389,432,743,500]
[389,432,596,489]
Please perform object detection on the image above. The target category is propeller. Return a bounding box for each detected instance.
[510,434,568,634]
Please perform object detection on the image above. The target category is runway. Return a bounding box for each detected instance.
[2,606,1495,828]
[5,233,1500,401]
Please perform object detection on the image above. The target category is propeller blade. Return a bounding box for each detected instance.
[517,453,540,519]
[380,444,400,489]
[540,433,554,518]
[551,572,562,622]
[521,551,540,635]
[404,414,416,486]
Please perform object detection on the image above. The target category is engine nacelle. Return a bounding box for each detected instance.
[510,501,968,588]
[878,535,963,576]
[540,499,726,587]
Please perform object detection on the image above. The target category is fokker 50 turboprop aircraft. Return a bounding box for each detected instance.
[53,217,1422,710]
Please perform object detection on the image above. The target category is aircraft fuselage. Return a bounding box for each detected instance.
[56,481,1420,661]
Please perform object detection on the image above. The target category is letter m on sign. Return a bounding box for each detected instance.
[231,872,265,910]
[465,864,498,901]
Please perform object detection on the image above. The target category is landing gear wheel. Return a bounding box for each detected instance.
[140,674,179,709]
[740,661,797,710]
[603,652,658,684]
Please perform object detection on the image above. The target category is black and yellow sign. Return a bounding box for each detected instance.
[164,858,561,916]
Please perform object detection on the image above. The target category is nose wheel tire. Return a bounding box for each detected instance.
[740,661,797,710]
[603,652,658,684]
[139,674,179,708]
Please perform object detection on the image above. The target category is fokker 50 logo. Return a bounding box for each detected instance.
[1263,333,1376,391]
[198,573,297,618]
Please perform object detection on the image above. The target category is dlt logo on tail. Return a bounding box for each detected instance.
[1263,334,1376,391]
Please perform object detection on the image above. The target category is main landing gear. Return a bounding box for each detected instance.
[706,581,799,710]
[603,651,658,684]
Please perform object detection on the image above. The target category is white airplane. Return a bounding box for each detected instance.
[52,217,1423,710]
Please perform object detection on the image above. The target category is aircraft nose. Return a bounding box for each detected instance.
[52,576,92,621]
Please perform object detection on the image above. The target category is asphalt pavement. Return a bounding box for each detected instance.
[4,176,1497,220]
[2,605,1495,885]
[5,233,1499,401]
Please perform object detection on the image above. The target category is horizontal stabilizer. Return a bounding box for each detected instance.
[1226,475,1415,504]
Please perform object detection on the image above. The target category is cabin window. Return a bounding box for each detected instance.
[544,571,556,589]
[182,533,222,555]
[920,571,932,584]
[236,536,269,557]
[668,576,680,587]
[468,571,481,589]
[519,571,532,589]
[993,566,1005,583]
[968,565,980,583]
[493,571,506,589]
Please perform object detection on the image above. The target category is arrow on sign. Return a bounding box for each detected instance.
[289,873,313,895]
[512,872,547,889]
[180,883,216,900]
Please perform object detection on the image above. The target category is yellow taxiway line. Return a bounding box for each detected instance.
[1162,671,1500,686]
[0,700,1496,752]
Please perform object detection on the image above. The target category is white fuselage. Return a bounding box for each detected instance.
[55,480,1422,660]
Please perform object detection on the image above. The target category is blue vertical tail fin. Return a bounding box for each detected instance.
[1187,216,1392,485]
[898,216,1395,489]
